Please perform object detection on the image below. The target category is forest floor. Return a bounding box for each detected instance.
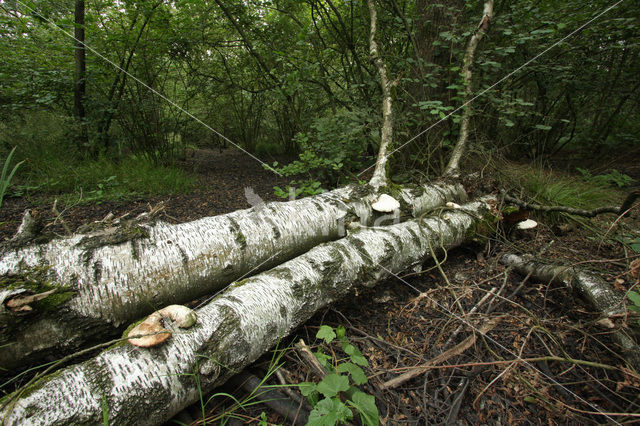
[2,148,640,425]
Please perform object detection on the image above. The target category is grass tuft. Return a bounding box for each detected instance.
[488,159,623,222]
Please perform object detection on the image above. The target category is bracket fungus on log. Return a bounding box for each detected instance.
[127,305,197,348]
[371,194,400,213]
[515,219,538,230]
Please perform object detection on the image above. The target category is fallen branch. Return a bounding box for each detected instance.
[227,371,309,425]
[295,339,328,379]
[380,315,503,390]
[1,181,466,370]
[501,253,640,371]
[501,191,638,218]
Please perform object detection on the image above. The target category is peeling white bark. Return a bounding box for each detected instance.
[0,197,496,425]
[0,182,465,369]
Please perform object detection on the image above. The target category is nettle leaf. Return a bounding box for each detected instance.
[317,373,350,398]
[336,325,346,340]
[307,397,353,426]
[342,343,368,366]
[317,325,336,343]
[349,391,379,426]
[337,362,367,385]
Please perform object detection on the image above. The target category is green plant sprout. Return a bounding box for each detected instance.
[300,325,379,426]
[0,146,24,210]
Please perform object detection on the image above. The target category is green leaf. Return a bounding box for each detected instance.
[317,325,336,343]
[335,325,346,341]
[317,374,350,398]
[342,343,368,366]
[307,397,353,426]
[300,382,320,406]
[627,291,640,307]
[534,124,552,131]
[315,349,333,370]
[299,381,318,397]
[348,391,379,426]
[337,362,367,385]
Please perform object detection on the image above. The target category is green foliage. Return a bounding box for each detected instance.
[300,325,379,426]
[269,108,374,195]
[254,142,284,158]
[273,179,324,200]
[498,162,620,212]
[474,0,640,159]
[628,291,640,327]
[0,111,194,203]
[0,146,24,209]
[2,0,639,188]
[576,168,636,189]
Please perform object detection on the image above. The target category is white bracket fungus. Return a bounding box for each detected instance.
[516,219,538,230]
[371,194,400,213]
[128,305,197,348]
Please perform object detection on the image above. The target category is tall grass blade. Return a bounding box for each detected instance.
[0,146,24,210]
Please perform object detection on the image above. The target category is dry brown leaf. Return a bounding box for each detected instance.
[596,318,616,329]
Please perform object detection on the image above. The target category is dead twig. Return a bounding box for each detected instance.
[295,339,328,379]
[51,198,72,236]
[380,316,504,390]
[501,191,631,218]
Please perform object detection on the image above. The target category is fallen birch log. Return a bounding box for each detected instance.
[501,253,640,370]
[0,197,495,425]
[0,182,465,370]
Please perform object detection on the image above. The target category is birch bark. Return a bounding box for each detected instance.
[1,182,465,369]
[443,0,494,177]
[0,197,496,425]
[367,0,394,190]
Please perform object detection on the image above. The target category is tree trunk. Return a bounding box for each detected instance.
[367,0,394,190]
[73,0,88,145]
[0,197,496,425]
[443,0,493,177]
[0,182,465,370]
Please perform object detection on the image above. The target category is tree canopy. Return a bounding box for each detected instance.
[0,0,638,190]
